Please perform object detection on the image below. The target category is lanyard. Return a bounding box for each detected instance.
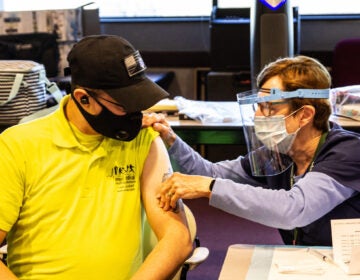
[291,132,328,245]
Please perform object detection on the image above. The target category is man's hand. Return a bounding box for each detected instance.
[142,113,177,147]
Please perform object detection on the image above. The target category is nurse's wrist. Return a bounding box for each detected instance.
[164,129,177,147]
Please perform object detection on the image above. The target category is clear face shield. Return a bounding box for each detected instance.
[237,88,329,177]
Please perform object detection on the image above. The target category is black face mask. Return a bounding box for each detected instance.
[73,94,143,141]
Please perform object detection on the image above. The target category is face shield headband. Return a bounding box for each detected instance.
[236,88,329,177]
[238,88,329,105]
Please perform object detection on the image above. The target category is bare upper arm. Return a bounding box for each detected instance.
[140,136,189,240]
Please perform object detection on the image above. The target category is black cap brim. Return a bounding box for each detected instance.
[105,77,169,113]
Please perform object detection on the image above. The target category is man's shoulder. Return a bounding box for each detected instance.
[136,126,159,141]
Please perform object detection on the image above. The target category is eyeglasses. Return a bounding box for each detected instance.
[253,88,288,117]
[86,90,125,110]
[253,101,289,117]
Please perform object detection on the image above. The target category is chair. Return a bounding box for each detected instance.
[331,38,360,88]
[0,244,6,265]
[143,204,209,280]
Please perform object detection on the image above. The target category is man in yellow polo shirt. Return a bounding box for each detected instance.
[0,35,192,280]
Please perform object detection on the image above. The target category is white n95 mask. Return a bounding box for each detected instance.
[254,114,300,154]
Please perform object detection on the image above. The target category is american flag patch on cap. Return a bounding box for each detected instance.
[124,50,147,77]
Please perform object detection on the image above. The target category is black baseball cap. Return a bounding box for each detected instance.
[67,35,169,112]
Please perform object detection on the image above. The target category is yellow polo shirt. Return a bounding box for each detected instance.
[0,96,158,279]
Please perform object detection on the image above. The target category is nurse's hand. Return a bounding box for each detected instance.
[157,172,213,211]
[142,113,177,147]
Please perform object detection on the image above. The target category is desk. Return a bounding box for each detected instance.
[167,117,245,145]
[167,115,360,146]
[219,244,360,280]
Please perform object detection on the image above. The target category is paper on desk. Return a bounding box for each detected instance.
[268,247,360,280]
[145,98,178,113]
[173,96,241,123]
[331,218,360,275]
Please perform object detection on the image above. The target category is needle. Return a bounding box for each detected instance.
[307,248,334,264]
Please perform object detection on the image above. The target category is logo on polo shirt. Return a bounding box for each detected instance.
[109,164,136,192]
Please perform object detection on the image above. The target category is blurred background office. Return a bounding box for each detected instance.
[1,0,359,103]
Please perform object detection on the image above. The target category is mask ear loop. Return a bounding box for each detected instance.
[83,90,110,114]
[294,105,320,132]
[283,106,305,139]
[84,90,99,104]
[284,106,305,120]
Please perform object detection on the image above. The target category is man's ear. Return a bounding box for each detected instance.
[299,105,316,127]
[73,88,89,105]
